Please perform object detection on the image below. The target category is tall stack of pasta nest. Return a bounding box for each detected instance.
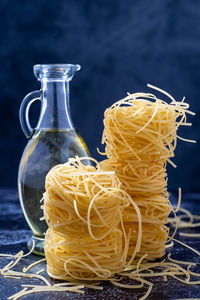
[100,90,187,260]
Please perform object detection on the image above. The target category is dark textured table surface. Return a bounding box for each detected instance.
[0,189,200,300]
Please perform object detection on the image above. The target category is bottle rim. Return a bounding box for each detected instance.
[33,64,81,81]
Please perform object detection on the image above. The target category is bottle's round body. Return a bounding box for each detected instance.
[18,128,90,253]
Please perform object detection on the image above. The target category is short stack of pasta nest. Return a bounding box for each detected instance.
[43,157,142,281]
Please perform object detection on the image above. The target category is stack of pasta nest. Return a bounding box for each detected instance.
[100,90,188,260]
[43,157,142,281]
[43,86,191,281]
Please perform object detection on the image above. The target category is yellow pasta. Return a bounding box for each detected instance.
[43,85,195,288]
[44,157,142,280]
[0,85,197,300]
[99,84,194,260]
[102,85,195,163]
[45,227,125,281]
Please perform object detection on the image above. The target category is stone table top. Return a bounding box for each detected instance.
[0,189,200,299]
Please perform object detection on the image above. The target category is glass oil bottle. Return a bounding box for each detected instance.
[18,64,90,255]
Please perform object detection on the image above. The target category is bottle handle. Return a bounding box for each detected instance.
[19,90,41,138]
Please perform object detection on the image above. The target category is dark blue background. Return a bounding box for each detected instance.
[0,0,199,191]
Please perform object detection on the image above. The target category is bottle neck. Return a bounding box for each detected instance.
[37,80,74,130]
